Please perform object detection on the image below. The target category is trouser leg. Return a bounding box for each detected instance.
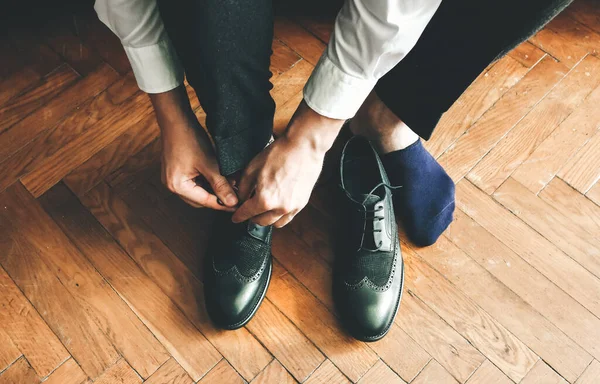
[157,0,275,176]
[374,0,573,140]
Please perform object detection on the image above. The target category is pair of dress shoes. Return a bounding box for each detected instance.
[203,136,403,341]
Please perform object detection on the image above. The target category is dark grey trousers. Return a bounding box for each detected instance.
[157,0,572,175]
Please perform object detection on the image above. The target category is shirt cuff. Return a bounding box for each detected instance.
[303,52,377,120]
[123,37,184,94]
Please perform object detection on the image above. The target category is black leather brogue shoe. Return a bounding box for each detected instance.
[204,212,272,329]
[333,135,404,341]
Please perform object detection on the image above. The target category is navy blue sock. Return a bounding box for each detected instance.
[382,140,455,246]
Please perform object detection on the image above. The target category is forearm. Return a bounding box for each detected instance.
[149,85,193,131]
[283,101,345,156]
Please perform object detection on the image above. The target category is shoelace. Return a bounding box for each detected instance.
[356,182,402,252]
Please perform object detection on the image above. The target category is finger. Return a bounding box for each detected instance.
[250,211,284,227]
[237,166,258,202]
[208,174,238,207]
[179,183,235,212]
[231,196,264,223]
[273,212,295,228]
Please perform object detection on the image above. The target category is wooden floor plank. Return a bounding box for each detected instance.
[0,71,137,194]
[402,245,539,382]
[415,235,591,382]
[251,360,297,384]
[304,360,350,384]
[0,328,21,374]
[42,359,88,384]
[456,180,600,319]
[0,266,68,378]
[81,183,272,381]
[144,359,194,384]
[587,182,600,207]
[0,357,40,384]
[507,41,546,68]
[511,82,600,194]
[468,54,600,193]
[0,185,120,379]
[425,55,529,159]
[438,56,568,182]
[21,91,152,197]
[105,139,161,194]
[411,360,459,384]
[465,360,512,384]
[270,39,302,75]
[197,360,244,384]
[0,63,118,168]
[267,261,379,382]
[35,185,171,379]
[0,64,79,135]
[447,209,600,363]
[274,17,326,65]
[566,0,600,35]
[544,13,600,56]
[93,360,141,384]
[576,360,600,384]
[558,129,600,193]
[63,109,159,197]
[0,66,41,108]
[43,183,222,381]
[246,299,325,383]
[519,360,567,384]
[540,177,600,237]
[357,360,405,384]
[494,178,600,279]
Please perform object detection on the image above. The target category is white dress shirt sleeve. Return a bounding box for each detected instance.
[94,0,184,93]
[303,0,442,120]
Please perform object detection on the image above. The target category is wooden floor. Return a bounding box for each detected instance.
[1,1,600,383]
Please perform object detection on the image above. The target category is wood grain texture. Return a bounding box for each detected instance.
[438,56,568,181]
[576,360,600,384]
[0,185,120,379]
[465,360,512,384]
[144,359,194,384]
[43,359,88,384]
[411,361,459,384]
[304,360,350,384]
[520,360,567,384]
[587,182,600,207]
[558,128,600,193]
[511,82,600,194]
[0,358,40,384]
[251,360,297,384]
[468,54,600,193]
[456,180,600,319]
[43,183,222,381]
[0,63,118,166]
[494,178,600,279]
[415,235,591,382]
[197,360,244,384]
[0,266,68,378]
[508,41,546,68]
[82,183,271,381]
[0,328,21,374]
[447,209,600,363]
[93,360,141,384]
[402,245,538,382]
[425,55,528,159]
[539,177,600,237]
[357,360,405,384]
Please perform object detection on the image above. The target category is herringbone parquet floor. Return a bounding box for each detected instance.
[1,1,600,383]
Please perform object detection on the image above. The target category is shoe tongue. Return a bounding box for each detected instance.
[358,194,381,208]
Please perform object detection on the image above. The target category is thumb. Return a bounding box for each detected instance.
[208,174,238,207]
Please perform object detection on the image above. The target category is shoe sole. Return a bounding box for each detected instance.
[353,256,405,342]
[220,256,273,330]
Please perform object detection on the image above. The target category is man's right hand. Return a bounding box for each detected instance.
[150,86,238,211]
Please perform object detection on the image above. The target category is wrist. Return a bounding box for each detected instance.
[149,85,195,132]
[283,101,345,155]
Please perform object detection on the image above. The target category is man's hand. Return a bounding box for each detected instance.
[232,101,345,227]
[151,86,238,211]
